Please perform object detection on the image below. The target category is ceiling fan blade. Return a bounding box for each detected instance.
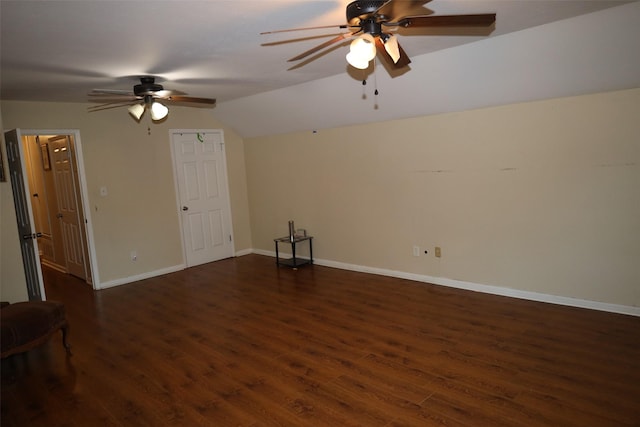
[88,94,139,103]
[262,33,349,47]
[90,89,134,96]
[288,32,357,62]
[375,37,411,69]
[165,95,216,105]
[154,89,187,97]
[396,14,496,28]
[261,24,351,35]
[87,101,137,112]
[395,43,412,68]
[375,0,433,22]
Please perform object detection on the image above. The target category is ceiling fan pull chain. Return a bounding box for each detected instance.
[373,59,379,109]
[373,59,379,96]
[361,66,368,99]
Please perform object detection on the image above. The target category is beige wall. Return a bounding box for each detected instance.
[1,100,252,296]
[2,90,638,309]
[245,89,640,307]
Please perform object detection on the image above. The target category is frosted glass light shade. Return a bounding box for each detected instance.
[128,103,145,121]
[150,102,169,120]
[346,51,370,69]
[346,33,376,69]
[384,34,400,63]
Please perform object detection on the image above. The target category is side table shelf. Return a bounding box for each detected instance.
[274,235,314,268]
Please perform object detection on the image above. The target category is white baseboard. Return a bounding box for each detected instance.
[97,264,186,290]
[235,248,253,257]
[95,251,252,290]
[252,249,640,317]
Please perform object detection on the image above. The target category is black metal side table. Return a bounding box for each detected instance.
[274,235,314,268]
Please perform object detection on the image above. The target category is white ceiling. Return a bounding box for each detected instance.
[2,0,639,137]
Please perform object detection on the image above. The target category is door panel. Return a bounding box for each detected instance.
[4,129,46,300]
[173,131,234,266]
[49,135,86,279]
[27,136,59,267]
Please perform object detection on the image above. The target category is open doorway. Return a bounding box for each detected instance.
[25,133,92,283]
[5,129,95,299]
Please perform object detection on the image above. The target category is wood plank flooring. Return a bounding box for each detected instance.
[2,254,639,426]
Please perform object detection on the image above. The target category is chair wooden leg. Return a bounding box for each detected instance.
[60,322,72,356]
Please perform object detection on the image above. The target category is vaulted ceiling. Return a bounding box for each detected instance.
[2,1,639,137]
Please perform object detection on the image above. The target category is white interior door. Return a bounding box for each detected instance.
[4,129,46,300]
[49,135,87,279]
[172,130,234,267]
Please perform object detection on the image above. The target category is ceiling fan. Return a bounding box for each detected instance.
[88,76,216,121]
[262,0,496,71]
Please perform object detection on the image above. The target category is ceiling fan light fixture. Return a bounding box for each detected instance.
[383,34,400,64]
[128,103,146,121]
[346,51,370,69]
[150,101,169,121]
[346,33,376,69]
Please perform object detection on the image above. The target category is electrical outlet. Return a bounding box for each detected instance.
[435,246,441,258]
[413,245,420,257]
[131,251,137,261]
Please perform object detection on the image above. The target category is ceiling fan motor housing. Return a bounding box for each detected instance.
[346,1,387,25]
[134,77,163,96]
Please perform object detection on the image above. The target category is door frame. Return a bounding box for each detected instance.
[170,129,235,266]
[12,129,100,290]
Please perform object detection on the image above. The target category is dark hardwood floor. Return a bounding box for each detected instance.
[2,254,639,426]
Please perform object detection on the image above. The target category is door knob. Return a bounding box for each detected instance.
[182,206,189,211]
